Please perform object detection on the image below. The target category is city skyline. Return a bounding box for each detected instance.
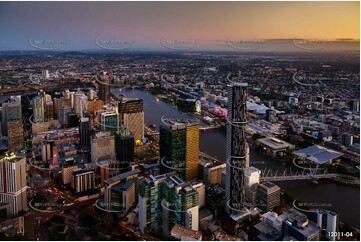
[0,1,359,241]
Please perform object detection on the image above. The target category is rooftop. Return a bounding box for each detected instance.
[111,177,137,192]
[161,118,199,130]
[258,137,293,150]
[104,168,141,185]
[171,224,202,240]
[228,82,248,87]
[214,230,245,241]
[293,145,344,164]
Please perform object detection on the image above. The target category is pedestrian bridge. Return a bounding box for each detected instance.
[261,173,359,185]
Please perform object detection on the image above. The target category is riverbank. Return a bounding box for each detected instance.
[112,88,360,228]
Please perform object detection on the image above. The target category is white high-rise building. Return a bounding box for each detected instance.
[0,155,27,215]
[74,89,86,117]
[78,96,88,118]
[58,105,71,126]
[244,166,261,187]
[33,95,45,123]
[42,69,49,80]
[90,132,115,162]
[89,89,95,100]
[63,89,71,99]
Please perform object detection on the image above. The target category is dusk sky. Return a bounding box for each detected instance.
[0,1,359,51]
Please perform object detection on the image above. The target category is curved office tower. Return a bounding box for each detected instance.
[226,82,249,215]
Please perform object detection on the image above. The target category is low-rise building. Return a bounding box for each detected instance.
[257,182,281,212]
[293,145,343,165]
[71,168,96,194]
[170,224,202,241]
[214,230,244,241]
[280,208,320,241]
[199,160,226,185]
[257,137,295,157]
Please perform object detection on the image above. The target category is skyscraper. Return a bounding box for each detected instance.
[4,96,22,123]
[36,92,53,122]
[74,89,88,118]
[32,92,45,123]
[88,88,95,101]
[58,105,71,127]
[115,126,135,168]
[2,96,23,151]
[90,132,115,162]
[159,119,199,181]
[265,109,277,123]
[138,173,199,238]
[349,99,360,112]
[0,154,27,215]
[67,111,79,128]
[7,122,24,151]
[99,76,110,104]
[99,110,119,136]
[79,117,90,149]
[118,98,144,142]
[42,69,49,80]
[225,83,250,216]
[87,99,104,126]
[45,94,54,121]
[53,97,70,119]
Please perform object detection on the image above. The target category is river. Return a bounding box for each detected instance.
[113,88,360,228]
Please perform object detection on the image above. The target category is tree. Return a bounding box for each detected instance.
[79,213,98,227]
[252,133,265,141]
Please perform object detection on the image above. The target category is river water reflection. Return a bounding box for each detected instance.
[113,88,360,228]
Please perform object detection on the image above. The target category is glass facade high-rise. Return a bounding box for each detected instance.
[67,111,79,128]
[159,119,199,181]
[2,96,23,151]
[115,126,134,168]
[138,173,199,238]
[79,117,90,149]
[118,98,144,142]
[99,111,119,136]
[99,77,110,104]
[32,93,45,123]
[7,122,23,152]
[225,83,250,215]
